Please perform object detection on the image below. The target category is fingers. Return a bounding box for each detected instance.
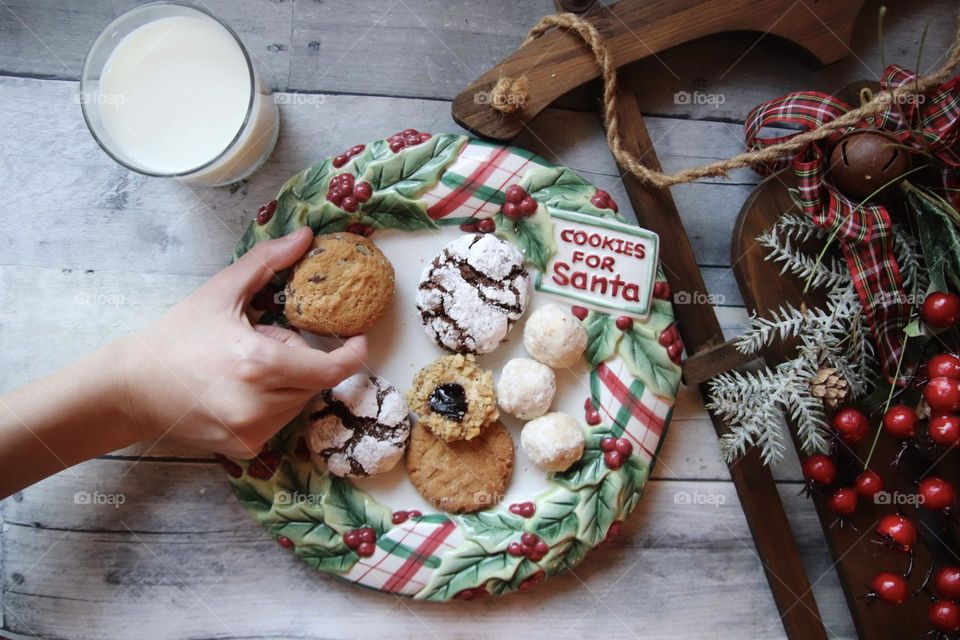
[213,227,314,303]
[269,335,368,390]
[254,323,311,348]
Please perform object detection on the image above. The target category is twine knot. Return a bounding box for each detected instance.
[490,75,529,114]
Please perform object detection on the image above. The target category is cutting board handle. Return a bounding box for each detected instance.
[452,0,865,141]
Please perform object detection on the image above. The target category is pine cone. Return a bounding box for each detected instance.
[809,367,848,408]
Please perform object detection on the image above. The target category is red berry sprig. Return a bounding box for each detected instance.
[390,509,423,525]
[929,413,960,447]
[509,502,536,518]
[343,526,377,557]
[882,404,918,440]
[929,600,960,634]
[459,217,496,234]
[922,291,960,329]
[571,305,589,321]
[929,353,960,379]
[918,476,956,512]
[831,406,869,444]
[387,128,431,153]
[600,436,633,469]
[584,397,601,426]
[925,376,960,413]
[256,199,277,225]
[801,454,837,487]
[501,184,538,220]
[854,470,883,499]
[657,323,683,364]
[935,566,960,601]
[326,172,373,213]
[865,571,910,605]
[507,532,549,562]
[828,486,858,517]
[875,514,917,552]
[590,189,619,212]
[332,143,366,168]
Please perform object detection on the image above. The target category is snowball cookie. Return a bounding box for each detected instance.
[522,304,588,368]
[521,412,585,472]
[307,374,411,477]
[496,358,556,420]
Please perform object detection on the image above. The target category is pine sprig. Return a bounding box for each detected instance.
[757,228,850,290]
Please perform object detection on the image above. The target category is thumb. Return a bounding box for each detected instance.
[215,227,314,302]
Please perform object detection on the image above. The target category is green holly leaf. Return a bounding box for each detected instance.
[619,456,649,517]
[575,471,623,546]
[553,426,615,489]
[529,490,579,544]
[494,205,556,271]
[419,541,522,601]
[459,511,525,552]
[297,545,357,574]
[485,558,542,595]
[359,133,467,199]
[618,325,682,398]
[520,166,623,220]
[548,538,590,575]
[358,191,437,232]
[582,311,623,366]
[295,157,335,201]
[229,480,273,513]
[321,475,392,534]
[907,185,960,292]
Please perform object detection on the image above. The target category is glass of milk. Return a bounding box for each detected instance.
[80,2,280,187]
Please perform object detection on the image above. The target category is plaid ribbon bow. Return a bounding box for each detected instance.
[743,65,960,379]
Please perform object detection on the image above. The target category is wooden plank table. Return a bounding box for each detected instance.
[0,1,953,637]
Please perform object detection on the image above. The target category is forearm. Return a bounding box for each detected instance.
[0,338,143,498]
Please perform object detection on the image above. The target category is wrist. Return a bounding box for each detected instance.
[93,335,151,448]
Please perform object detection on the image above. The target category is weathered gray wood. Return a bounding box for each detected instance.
[1,459,853,639]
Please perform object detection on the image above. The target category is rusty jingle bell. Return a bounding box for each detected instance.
[827,129,912,202]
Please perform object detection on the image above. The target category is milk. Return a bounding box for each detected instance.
[94,14,278,186]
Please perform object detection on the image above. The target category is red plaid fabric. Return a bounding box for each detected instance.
[591,361,672,461]
[744,65,960,379]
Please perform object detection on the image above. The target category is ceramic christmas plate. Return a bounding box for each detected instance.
[223,131,682,600]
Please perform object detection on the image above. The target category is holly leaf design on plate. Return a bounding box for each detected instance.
[296,545,357,574]
[359,133,467,199]
[321,475,392,534]
[459,511,525,552]
[356,191,437,232]
[552,426,615,490]
[494,204,556,272]
[618,324,682,399]
[419,541,522,601]
[619,455,649,517]
[529,489,579,544]
[575,471,623,546]
[520,166,623,220]
[582,311,623,366]
[548,538,590,575]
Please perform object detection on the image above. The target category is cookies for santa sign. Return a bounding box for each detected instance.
[536,208,659,319]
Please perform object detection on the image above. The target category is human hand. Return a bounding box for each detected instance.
[120,227,367,458]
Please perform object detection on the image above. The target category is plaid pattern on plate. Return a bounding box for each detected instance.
[343,515,462,596]
[420,140,550,221]
[590,359,673,462]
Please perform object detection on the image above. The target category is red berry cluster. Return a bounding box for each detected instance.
[508,502,536,518]
[652,281,671,300]
[256,199,277,225]
[459,217,496,234]
[584,397,601,426]
[501,184,538,220]
[518,570,546,591]
[831,406,869,444]
[658,323,683,364]
[921,291,960,329]
[326,172,373,213]
[600,435,633,469]
[507,532,549,562]
[456,586,489,600]
[883,354,960,449]
[343,526,377,557]
[571,305,589,321]
[332,144,365,168]
[248,448,283,480]
[590,189,619,213]
[391,509,423,525]
[387,128,431,153]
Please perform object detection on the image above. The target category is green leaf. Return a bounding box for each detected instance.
[575,471,623,546]
[619,456,649,517]
[359,133,467,199]
[553,426,615,489]
[494,205,556,271]
[529,490,580,544]
[907,186,960,292]
[321,475,392,534]
[520,166,623,220]
[296,157,335,201]
[485,558,542,595]
[582,311,623,366]
[548,538,590,575]
[297,545,357,574]
[358,191,437,232]
[229,480,273,513]
[419,541,522,601]
[618,325,682,398]
[459,511,525,552]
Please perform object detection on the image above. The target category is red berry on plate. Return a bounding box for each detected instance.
[606,521,622,541]
[477,218,495,233]
[585,408,601,425]
[828,487,857,516]
[332,154,348,168]
[507,542,525,557]
[801,454,836,486]
[831,407,869,444]
[607,195,619,213]
[599,436,616,452]
[353,181,373,203]
[658,329,672,346]
[533,540,548,555]
[459,221,479,233]
[509,503,522,515]
[256,199,277,225]
[404,134,420,146]
[356,542,376,558]
[922,292,960,328]
[935,566,960,600]
[584,397,594,411]
[388,141,404,153]
[615,316,633,331]
[519,502,535,518]
[391,511,409,525]
[504,184,526,204]
[882,404,918,439]
[919,476,956,511]
[925,376,960,412]
[340,196,359,213]
[929,413,960,447]
[870,572,909,605]
[350,144,365,155]
[571,305,588,320]
[358,527,376,543]
[277,535,294,549]
[328,187,342,204]
[929,600,960,634]
[667,343,683,361]
[519,196,538,215]
[928,353,960,379]
[343,530,361,550]
[408,510,422,519]
[521,532,537,547]
[614,438,633,457]
[603,450,623,470]
[518,570,545,591]
[502,202,522,220]
[875,514,917,551]
[418,133,432,143]
[401,128,418,137]
[854,470,883,499]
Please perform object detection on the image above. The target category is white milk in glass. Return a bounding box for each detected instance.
[95,14,278,186]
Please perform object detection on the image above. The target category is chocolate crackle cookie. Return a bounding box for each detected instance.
[416,233,530,354]
[406,353,498,442]
[406,420,514,513]
[285,232,394,336]
[308,374,411,477]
